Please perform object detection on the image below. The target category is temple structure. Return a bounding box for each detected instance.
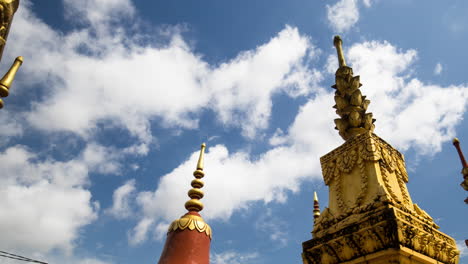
[301,36,460,264]
[157,143,212,264]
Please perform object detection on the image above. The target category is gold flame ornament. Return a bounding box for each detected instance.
[332,36,375,140]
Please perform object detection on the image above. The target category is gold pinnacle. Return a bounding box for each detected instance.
[333,36,346,67]
[313,191,320,222]
[185,143,207,212]
[0,56,23,107]
[197,143,206,170]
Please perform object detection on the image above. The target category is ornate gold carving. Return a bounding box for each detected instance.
[303,205,460,264]
[0,0,19,56]
[168,213,212,239]
[332,36,375,140]
[320,132,413,216]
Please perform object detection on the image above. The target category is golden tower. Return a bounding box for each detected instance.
[301,36,460,264]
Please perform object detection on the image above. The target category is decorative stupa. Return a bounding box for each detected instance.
[157,143,212,264]
[301,36,460,264]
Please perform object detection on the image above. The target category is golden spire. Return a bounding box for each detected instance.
[333,36,346,67]
[313,191,320,222]
[185,143,206,212]
[0,56,23,109]
[332,36,375,140]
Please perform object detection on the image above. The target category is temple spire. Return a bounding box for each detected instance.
[332,35,375,140]
[158,143,212,264]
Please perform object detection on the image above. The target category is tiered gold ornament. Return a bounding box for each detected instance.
[167,143,212,239]
[302,36,460,264]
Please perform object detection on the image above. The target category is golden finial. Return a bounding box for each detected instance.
[313,191,320,223]
[331,36,375,140]
[185,143,207,212]
[0,56,23,94]
[333,36,346,67]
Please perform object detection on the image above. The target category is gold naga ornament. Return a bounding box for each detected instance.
[0,0,23,109]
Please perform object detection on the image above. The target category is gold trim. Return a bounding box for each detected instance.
[168,214,212,239]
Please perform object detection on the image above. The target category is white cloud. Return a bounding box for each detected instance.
[326,0,375,33]
[8,1,320,143]
[0,111,23,145]
[255,209,288,248]
[327,0,359,33]
[0,138,130,262]
[131,92,341,244]
[128,217,154,246]
[211,251,260,264]
[63,0,135,26]
[434,62,443,75]
[345,41,468,154]
[0,144,113,254]
[456,240,468,257]
[362,0,373,8]
[105,179,136,219]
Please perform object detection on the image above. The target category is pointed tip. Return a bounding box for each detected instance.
[333,35,346,67]
[333,35,342,46]
[314,191,318,202]
[197,143,206,170]
[15,56,24,64]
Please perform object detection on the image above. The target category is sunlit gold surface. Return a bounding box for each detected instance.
[0,56,23,97]
[333,36,346,67]
[0,0,19,59]
[303,132,460,264]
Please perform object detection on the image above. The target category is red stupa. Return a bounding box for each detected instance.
[158,143,212,264]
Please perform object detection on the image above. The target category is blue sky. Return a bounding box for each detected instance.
[0,0,468,263]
